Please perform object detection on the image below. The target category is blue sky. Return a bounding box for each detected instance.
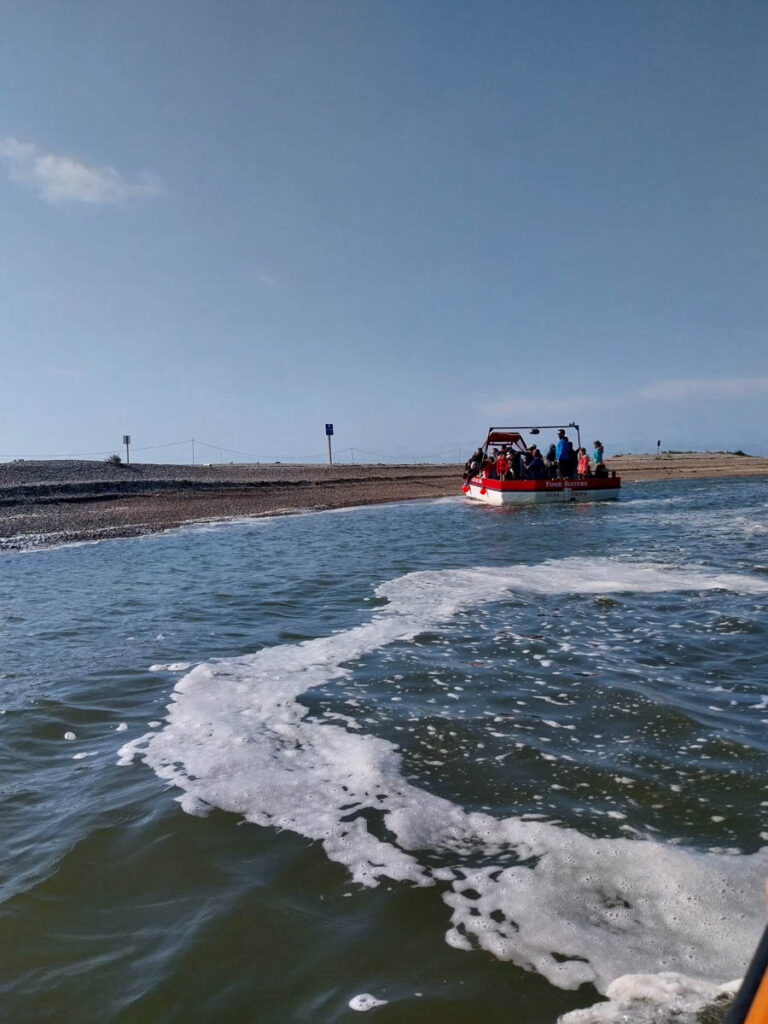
[1,0,767,462]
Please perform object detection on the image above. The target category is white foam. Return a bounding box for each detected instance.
[0,532,103,554]
[557,972,738,1023]
[730,515,768,538]
[349,993,388,1011]
[441,822,760,992]
[623,497,689,509]
[118,558,768,993]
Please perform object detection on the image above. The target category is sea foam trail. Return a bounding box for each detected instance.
[119,558,768,994]
[558,973,740,1023]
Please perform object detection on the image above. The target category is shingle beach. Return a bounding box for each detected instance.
[1,452,766,550]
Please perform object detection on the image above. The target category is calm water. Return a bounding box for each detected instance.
[1,477,768,1023]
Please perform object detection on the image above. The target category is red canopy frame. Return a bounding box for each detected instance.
[483,423,581,453]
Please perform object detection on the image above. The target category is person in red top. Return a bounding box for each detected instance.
[577,448,591,478]
[496,450,510,480]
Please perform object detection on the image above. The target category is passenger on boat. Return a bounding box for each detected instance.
[555,430,574,478]
[464,448,484,480]
[484,450,499,479]
[546,444,558,478]
[577,448,591,478]
[526,447,546,480]
[496,449,511,480]
[593,440,609,477]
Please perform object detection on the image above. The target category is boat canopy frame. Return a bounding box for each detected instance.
[483,422,581,454]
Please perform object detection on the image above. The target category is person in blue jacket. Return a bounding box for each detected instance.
[555,430,573,478]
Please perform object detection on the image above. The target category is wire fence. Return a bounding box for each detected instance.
[0,437,469,465]
[2,435,767,465]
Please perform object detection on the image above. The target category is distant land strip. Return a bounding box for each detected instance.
[1,453,766,550]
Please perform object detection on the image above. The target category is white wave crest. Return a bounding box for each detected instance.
[118,558,768,994]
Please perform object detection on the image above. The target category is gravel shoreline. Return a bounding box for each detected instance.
[0,461,460,550]
[2,454,766,551]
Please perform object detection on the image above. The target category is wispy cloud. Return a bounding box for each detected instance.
[258,272,277,287]
[481,376,768,419]
[0,136,165,205]
[638,376,768,400]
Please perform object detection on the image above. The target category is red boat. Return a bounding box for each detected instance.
[463,424,621,504]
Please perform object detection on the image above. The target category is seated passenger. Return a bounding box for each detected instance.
[484,455,498,479]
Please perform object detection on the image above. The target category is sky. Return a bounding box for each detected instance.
[1,0,767,463]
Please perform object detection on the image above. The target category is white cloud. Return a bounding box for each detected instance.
[637,376,768,401]
[0,136,165,205]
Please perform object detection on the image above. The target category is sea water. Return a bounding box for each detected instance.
[1,476,767,1023]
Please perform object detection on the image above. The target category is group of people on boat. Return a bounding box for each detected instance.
[464,430,607,482]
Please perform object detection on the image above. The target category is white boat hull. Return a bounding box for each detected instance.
[464,476,621,505]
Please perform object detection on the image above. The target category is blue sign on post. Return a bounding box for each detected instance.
[325,424,334,466]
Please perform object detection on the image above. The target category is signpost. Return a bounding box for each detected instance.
[123,435,131,464]
[325,423,334,466]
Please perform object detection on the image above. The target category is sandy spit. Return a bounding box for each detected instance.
[1,454,766,550]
